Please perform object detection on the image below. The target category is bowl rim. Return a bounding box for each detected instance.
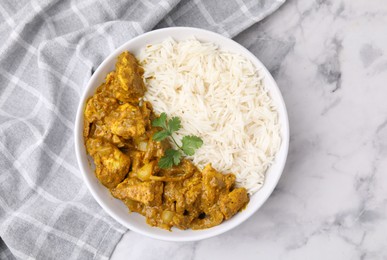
[74,26,289,242]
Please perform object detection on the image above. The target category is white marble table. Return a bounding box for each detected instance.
[112,0,387,259]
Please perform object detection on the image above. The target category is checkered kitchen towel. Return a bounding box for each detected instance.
[0,0,285,259]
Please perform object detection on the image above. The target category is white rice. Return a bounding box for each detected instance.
[138,38,281,194]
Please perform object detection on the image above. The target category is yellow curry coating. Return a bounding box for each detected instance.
[84,51,249,230]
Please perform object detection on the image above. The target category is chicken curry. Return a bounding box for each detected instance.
[83,51,249,230]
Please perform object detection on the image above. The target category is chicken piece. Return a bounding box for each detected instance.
[172,189,202,230]
[201,164,226,208]
[89,121,126,147]
[162,169,202,229]
[84,87,118,123]
[83,89,118,138]
[190,205,224,230]
[111,177,163,206]
[115,51,146,100]
[123,198,143,213]
[86,138,130,189]
[172,212,198,230]
[105,103,146,139]
[223,173,236,191]
[163,181,185,213]
[184,175,202,205]
[140,206,175,230]
[100,70,143,104]
[218,188,249,220]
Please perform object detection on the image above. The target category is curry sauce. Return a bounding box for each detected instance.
[84,51,249,230]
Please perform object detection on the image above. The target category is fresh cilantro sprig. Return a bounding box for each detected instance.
[152,113,203,169]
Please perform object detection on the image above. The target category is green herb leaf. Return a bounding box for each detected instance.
[152,112,167,129]
[152,130,170,141]
[158,149,182,169]
[167,117,181,133]
[169,149,182,165]
[152,113,203,168]
[158,156,173,169]
[181,135,203,156]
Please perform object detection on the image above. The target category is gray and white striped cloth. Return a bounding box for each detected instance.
[0,0,285,259]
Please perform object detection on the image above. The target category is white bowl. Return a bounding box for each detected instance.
[75,27,289,242]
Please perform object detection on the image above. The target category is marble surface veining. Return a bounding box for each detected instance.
[112,0,387,259]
